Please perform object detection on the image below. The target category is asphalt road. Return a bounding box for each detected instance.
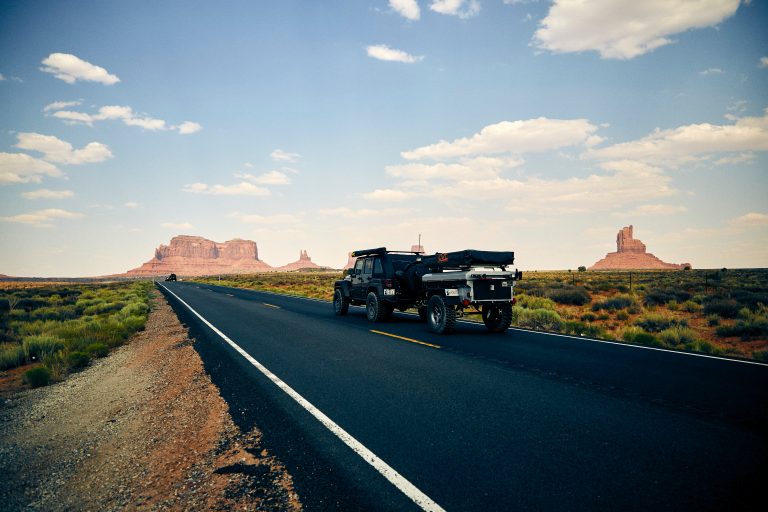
[158,281,768,511]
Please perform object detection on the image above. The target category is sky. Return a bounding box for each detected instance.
[1,0,767,276]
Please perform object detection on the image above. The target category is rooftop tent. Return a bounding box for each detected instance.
[420,250,514,269]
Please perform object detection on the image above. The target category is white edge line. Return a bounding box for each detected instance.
[158,283,445,512]
[182,282,768,368]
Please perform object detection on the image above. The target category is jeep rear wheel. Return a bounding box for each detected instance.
[333,288,349,316]
[427,295,456,334]
[366,292,387,322]
[482,303,512,332]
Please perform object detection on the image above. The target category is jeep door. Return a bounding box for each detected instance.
[350,257,367,301]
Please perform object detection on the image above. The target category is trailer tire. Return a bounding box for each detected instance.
[333,288,349,316]
[366,292,387,322]
[427,295,456,334]
[482,303,512,332]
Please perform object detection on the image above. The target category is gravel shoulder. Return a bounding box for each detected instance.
[0,290,302,511]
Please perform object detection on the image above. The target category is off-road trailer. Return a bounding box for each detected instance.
[333,248,522,334]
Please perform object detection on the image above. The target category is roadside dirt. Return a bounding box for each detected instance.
[0,290,302,511]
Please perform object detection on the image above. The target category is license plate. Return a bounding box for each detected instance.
[445,289,459,296]
[383,289,396,295]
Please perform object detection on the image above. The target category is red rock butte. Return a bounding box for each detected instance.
[277,250,324,271]
[589,226,691,270]
[127,235,273,276]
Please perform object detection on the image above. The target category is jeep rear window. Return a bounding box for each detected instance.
[363,258,373,274]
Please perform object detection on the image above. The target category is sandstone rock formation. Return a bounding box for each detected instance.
[589,226,691,270]
[126,235,273,276]
[277,250,324,271]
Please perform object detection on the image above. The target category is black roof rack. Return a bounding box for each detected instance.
[350,247,423,257]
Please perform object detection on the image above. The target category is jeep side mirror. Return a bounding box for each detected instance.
[346,268,355,276]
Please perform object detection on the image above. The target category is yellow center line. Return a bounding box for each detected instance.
[263,303,281,309]
[370,330,441,349]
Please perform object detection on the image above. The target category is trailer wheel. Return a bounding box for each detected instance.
[427,295,456,334]
[417,306,428,322]
[482,303,512,332]
[333,288,349,316]
[366,292,387,322]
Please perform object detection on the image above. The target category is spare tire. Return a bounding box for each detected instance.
[402,263,428,294]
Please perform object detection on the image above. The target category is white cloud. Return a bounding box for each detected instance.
[40,53,120,85]
[176,121,202,134]
[533,0,741,60]
[621,204,688,216]
[760,56,768,68]
[161,221,194,230]
[0,153,62,184]
[22,189,74,200]
[123,201,140,208]
[43,100,82,112]
[319,207,413,218]
[182,182,271,196]
[402,117,597,160]
[730,212,768,227]
[233,213,305,225]
[385,157,522,181]
[430,0,481,18]
[367,44,424,63]
[699,68,723,76]
[15,133,113,165]
[586,110,768,166]
[237,170,291,185]
[0,73,4,81]
[390,0,420,20]
[363,188,416,201]
[0,208,84,228]
[50,104,199,133]
[713,152,755,165]
[270,149,300,162]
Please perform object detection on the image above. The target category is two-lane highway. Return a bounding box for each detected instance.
[159,281,768,511]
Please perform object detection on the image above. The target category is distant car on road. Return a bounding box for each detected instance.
[165,273,177,282]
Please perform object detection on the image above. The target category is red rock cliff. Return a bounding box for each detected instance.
[589,226,691,270]
[127,235,272,276]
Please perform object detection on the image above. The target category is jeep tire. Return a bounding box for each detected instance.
[333,288,349,316]
[427,295,456,334]
[482,303,512,332]
[366,291,387,322]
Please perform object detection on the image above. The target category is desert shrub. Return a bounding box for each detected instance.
[634,313,679,333]
[580,312,596,322]
[66,351,90,370]
[753,350,768,363]
[715,308,768,339]
[512,307,563,332]
[24,366,51,388]
[546,286,591,306]
[85,343,109,358]
[667,300,679,311]
[683,339,722,355]
[657,326,700,347]
[703,299,741,319]
[682,300,702,313]
[515,295,557,311]
[622,326,664,347]
[23,335,65,361]
[592,294,637,312]
[42,353,68,380]
[83,301,124,316]
[563,321,604,338]
[731,290,768,310]
[119,301,149,318]
[706,315,720,327]
[615,310,630,321]
[644,288,691,306]
[0,343,25,370]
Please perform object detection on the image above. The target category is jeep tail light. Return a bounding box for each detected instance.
[462,299,471,307]
[384,279,393,288]
[511,297,516,305]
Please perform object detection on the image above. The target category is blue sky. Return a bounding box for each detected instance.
[1,0,767,276]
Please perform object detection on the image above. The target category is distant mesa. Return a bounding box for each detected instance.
[589,226,691,270]
[126,235,273,276]
[277,250,325,271]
